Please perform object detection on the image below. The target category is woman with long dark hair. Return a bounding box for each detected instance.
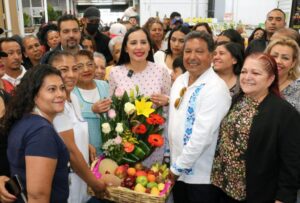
[154,26,190,75]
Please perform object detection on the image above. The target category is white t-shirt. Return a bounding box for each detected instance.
[53,93,83,132]
[2,65,26,87]
[78,87,100,103]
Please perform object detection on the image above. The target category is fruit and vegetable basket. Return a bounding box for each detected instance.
[90,157,173,203]
[89,86,173,202]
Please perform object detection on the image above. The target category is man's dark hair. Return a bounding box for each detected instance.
[57,14,80,31]
[267,8,286,20]
[184,31,215,53]
[0,37,20,52]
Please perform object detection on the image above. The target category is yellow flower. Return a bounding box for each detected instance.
[135,97,155,118]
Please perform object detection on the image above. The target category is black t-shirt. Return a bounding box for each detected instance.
[93,31,113,63]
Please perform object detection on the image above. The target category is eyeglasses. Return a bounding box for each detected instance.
[77,61,95,69]
[174,87,187,109]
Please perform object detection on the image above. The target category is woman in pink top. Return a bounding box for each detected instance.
[109,26,171,167]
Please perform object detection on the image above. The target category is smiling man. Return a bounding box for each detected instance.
[41,14,82,64]
[168,31,231,203]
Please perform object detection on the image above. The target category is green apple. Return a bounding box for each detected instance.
[146,182,158,189]
[136,176,148,187]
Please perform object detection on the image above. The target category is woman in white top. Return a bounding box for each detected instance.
[49,51,107,203]
[154,26,190,75]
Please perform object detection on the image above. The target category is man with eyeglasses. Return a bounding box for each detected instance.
[41,14,82,64]
[81,7,113,64]
[168,31,231,203]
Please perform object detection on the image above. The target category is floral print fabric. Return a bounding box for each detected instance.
[211,96,259,201]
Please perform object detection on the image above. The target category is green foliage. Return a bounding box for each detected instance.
[23,12,30,27]
[47,4,61,21]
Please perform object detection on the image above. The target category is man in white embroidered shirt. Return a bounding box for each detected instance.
[168,31,231,203]
[0,38,26,86]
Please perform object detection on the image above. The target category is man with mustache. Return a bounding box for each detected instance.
[81,6,113,64]
[0,38,26,87]
[22,35,43,69]
[246,8,286,56]
[41,14,82,64]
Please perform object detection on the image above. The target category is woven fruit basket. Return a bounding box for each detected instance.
[89,158,173,203]
[105,186,171,203]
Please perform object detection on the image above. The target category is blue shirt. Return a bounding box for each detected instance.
[7,114,69,203]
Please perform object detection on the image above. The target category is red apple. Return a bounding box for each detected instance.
[115,164,129,179]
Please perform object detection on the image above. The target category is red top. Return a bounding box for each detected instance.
[1,79,14,94]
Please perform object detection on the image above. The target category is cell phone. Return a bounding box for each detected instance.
[5,175,27,203]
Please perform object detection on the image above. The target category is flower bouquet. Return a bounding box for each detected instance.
[100,86,165,165]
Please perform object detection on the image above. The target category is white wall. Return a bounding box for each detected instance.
[139,0,208,25]
[225,0,278,25]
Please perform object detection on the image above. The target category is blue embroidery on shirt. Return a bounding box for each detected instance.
[183,84,205,146]
[171,162,193,175]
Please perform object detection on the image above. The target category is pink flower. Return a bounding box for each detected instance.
[114,135,122,144]
[108,109,116,119]
[115,87,125,98]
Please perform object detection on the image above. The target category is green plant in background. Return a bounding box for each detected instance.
[23,12,30,27]
[48,3,62,21]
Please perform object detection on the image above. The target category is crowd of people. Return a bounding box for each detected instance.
[0,5,299,203]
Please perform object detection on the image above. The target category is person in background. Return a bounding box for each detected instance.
[217,29,245,50]
[46,30,60,51]
[38,23,60,52]
[41,14,82,64]
[2,65,70,203]
[211,53,300,203]
[94,52,107,80]
[245,8,286,56]
[109,23,127,39]
[0,38,26,87]
[270,27,300,46]
[109,26,171,167]
[247,28,266,45]
[265,38,300,112]
[193,22,213,36]
[148,19,165,53]
[171,56,186,83]
[213,42,245,97]
[73,50,111,156]
[22,35,43,69]
[105,36,124,80]
[81,7,113,64]
[168,31,231,203]
[0,51,13,94]
[81,35,96,53]
[120,20,133,31]
[154,26,190,75]
[162,11,182,50]
[121,4,138,21]
[129,15,138,27]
